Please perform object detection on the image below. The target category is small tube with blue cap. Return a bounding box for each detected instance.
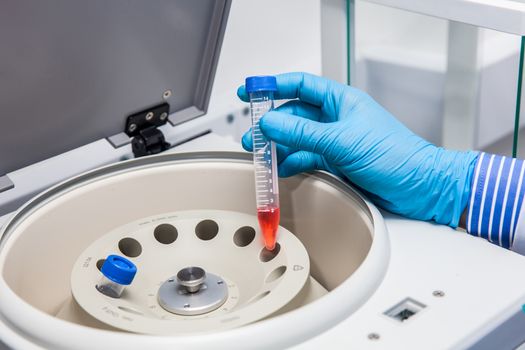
[96,254,137,298]
[245,76,280,251]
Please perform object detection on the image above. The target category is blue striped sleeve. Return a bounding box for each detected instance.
[466,152,525,250]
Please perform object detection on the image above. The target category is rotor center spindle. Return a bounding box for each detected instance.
[177,266,206,293]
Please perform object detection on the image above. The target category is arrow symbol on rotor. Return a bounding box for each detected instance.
[293,265,304,271]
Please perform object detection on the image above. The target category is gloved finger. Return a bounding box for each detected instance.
[277,151,325,177]
[241,129,253,151]
[243,98,322,147]
[237,85,250,102]
[239,72,331,103]
[278,150,345,178]
[275,100,322,122]
[237,93,323,122]
[242,128,297,163]
[243,99,321,157]
[243,100,322,150]
[260,111,340,162]
[237,84,251,102]
[238,72,364,110]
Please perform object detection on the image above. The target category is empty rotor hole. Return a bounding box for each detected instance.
[195,220,219,240]
[154,224,178,244]
[118,237,142,258]
[251,291,271,303]
[96,259,105,271]
[265,266,287,283]
[259,243,281,262]
[117,306,144,316]
[233,226,256,247]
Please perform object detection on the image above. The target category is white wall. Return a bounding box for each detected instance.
[209,0,323,116]
[207,0,323,143]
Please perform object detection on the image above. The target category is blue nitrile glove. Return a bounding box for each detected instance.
[238,72,479,227]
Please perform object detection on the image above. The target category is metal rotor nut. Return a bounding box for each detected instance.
[177,266,206,293]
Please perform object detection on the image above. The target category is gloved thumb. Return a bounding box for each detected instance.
[259,111,336,158]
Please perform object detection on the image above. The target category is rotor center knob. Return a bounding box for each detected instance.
[158,268,228,316]
[177,266,206,293]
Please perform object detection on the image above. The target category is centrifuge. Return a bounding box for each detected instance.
[2,1,525,349]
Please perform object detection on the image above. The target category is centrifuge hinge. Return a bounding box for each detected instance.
[125,103,171,157]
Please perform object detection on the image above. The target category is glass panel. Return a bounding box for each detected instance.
[351,0,523,158]
[513,37,525,158]
[476,32,523,158]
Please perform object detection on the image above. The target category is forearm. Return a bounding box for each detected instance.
[460,153,525,252]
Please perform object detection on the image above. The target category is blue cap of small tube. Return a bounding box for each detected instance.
[245,76,277,93]
[100,255,137,285]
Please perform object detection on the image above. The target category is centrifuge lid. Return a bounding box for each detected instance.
[0,0,231,177]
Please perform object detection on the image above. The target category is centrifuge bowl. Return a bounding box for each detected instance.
[0,152,389,350]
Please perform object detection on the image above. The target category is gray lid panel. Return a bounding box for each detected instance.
[0,0,230,176]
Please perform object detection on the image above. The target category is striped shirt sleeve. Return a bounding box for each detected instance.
[466,152,525,251]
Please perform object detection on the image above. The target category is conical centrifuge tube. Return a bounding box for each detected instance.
[96,254,137,298]
[245,75,280,251]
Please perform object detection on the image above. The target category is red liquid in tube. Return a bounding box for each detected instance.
[257,206,280,251]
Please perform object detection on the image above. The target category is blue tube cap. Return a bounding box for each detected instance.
[101,255,137,285]
[245,76,277,93]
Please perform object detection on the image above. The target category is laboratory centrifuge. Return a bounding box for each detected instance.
[2,1,525,349]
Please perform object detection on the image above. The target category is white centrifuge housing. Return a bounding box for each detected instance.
[0,151,388,349]
[0,5,389,343]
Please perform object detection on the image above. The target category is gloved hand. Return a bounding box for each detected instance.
[238,72,479,227]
